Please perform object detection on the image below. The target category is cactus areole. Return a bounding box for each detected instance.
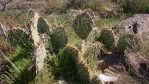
[73,12,93,40]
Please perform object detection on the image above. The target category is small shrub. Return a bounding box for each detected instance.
[70,0,122,17]
[45,0,71,13]
[71,0,109,11]
[86,28,101,43]
[82,42,103,81]
[116,34,140,53]
[83,42,103,68]
[3,29,34,84]
[3,47,34,84]
[7,29,32,49]
[121,0,149,13]
[135,32,149,56]
[80,0,103,11]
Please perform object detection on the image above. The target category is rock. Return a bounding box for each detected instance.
[111,14,149,81]
[112,14,149,54]
[0,3,4,11]
[98,73,119,84]
[0,0,12,11]
[0,0,11,4]
[120,14,149,35]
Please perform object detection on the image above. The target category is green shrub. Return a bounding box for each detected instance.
[116,34,140,53]
[77,0,102,11]
[7,29,32,49]
[72,12,93,39]
[86,28,101,43]
[44,0,71,13]
[82,42,103,83]
[50,27,68,52]
[71,0,110,11]
[121,0,149,13]
[3,29,34,84]
[3,47,34,84]
[83,42,102,69]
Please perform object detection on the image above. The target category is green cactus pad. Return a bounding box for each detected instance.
[37,17,49,34]
[51,27,68,52]
[96,29,115,51]
[72,12,93,39]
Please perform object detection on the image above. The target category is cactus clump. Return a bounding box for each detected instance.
[37,17,49,34]
[51,27,68,52]
[72,12,93,39]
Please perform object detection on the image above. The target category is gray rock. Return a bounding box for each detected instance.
[121,14,149,35]
[0,3,4,11]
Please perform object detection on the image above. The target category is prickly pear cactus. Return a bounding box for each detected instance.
[72,12,93,39]
[51,27,68,52]
[96,29,115,51]
[37,17,49,34]
[30,12,47,74]
[50,46,90,83]
[76,61,90,83]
